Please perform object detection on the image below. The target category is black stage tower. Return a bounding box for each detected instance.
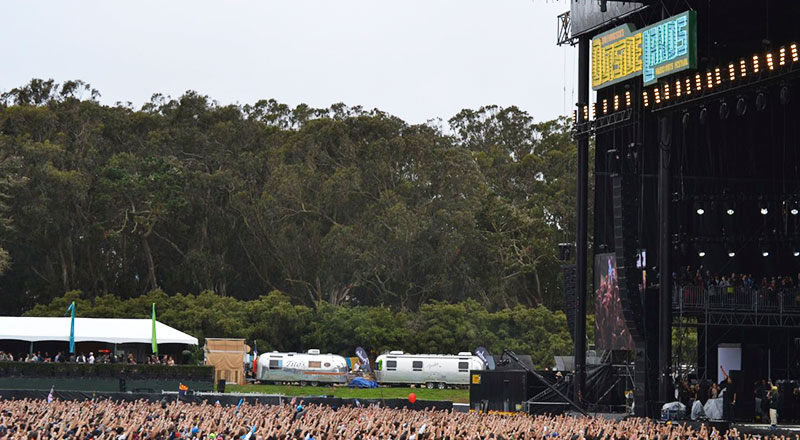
[561,0,800,418]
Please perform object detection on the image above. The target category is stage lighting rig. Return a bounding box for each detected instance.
[756,90,767,111]
[736,97,747,116]
[781,85,791,106]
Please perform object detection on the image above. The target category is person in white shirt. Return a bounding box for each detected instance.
[88,352,95,364]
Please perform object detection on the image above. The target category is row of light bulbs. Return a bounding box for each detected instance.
[645,44,798,107]
[572,43,799,122]
[695,247,800,258]
[694,203,800,216]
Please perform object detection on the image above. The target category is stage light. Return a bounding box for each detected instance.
[694,200,706,216]
[603,99,608,114]
[789,200,799,216]
[654,88,661,104]
[756,90,767,111]
[762,250,770,257]
[572,110,577,122]
[740,59,747,78]
[591,102,596,119]
[695,73,702,91]
[726,243,736,258]
[625,90,631,107]
[698,250,706,258]
[706,72,714,89]
[753,55,760,73]
[761,241,771,258]
[664,83,670,100]
[614,94,620,111]
[780,47,786,66]
[723,199,735,216]
[582,105,588,121]
[714,67,722,85]
[685,78,692,95]
[766,52,774,71]
[781,86,791,106]
[792,44,799,62]
[736,97,747,116]
[719,101,729,120]
[728,251,736,258]
[794,250,800,257]
[643,91,650,107]
[676,80,682,97]
[728,64,736,82]
[760,199,769,215]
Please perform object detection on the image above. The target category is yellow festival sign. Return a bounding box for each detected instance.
[592,24,642,90]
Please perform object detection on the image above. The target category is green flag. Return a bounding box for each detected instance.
[151,303,157,354]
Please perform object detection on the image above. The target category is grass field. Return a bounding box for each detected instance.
[226,384,469,403]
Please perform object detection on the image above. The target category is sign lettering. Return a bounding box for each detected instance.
[592,11,696,89]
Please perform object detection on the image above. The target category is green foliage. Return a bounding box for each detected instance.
[0,79,584,315]
[1,79,591,365]
[27,291,575,368]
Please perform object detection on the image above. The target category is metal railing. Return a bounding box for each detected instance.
[673,285,800,313]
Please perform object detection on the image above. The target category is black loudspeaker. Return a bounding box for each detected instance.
[217,379,226,393]
[119,378,127,392]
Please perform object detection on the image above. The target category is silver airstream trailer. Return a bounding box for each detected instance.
[256,349,348,385]
[374,351,485,389]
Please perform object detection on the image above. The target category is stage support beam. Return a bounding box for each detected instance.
[574,35,590,407]
[658,115,673,402]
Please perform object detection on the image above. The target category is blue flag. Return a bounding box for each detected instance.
[66,302,76,354]
[235,398,244,414]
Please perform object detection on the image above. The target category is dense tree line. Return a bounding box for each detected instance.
[0,79,580,314]
[25,290,584,368]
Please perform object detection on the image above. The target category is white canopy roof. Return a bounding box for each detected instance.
[0,317,198,345]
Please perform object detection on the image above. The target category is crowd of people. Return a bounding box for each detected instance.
[675,266,800,293]
[0,352,176,365]
[0,396,791,440]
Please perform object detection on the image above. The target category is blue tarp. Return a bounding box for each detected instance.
[349,377,378,388]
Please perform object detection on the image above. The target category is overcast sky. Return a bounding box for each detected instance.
[2,1,577,125]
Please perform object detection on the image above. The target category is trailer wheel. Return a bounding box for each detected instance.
[437,382,446,390]
[425,382,435,389]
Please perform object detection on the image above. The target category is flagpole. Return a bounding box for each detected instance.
[151,303,157,355]
[67,301,76,354]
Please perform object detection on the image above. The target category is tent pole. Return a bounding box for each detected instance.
[29,341,33,354]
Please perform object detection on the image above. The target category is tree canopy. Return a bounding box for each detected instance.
[0,79,580,315]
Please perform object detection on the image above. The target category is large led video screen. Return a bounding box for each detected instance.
[594,253,634,350]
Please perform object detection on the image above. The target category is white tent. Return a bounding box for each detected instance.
[0,317,198,345]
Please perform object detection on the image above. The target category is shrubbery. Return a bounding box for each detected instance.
[26,290,583,368]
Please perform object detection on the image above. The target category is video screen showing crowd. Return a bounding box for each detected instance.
[594,254,634,351]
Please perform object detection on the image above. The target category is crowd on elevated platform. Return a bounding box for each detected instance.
[0,352,176,365]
